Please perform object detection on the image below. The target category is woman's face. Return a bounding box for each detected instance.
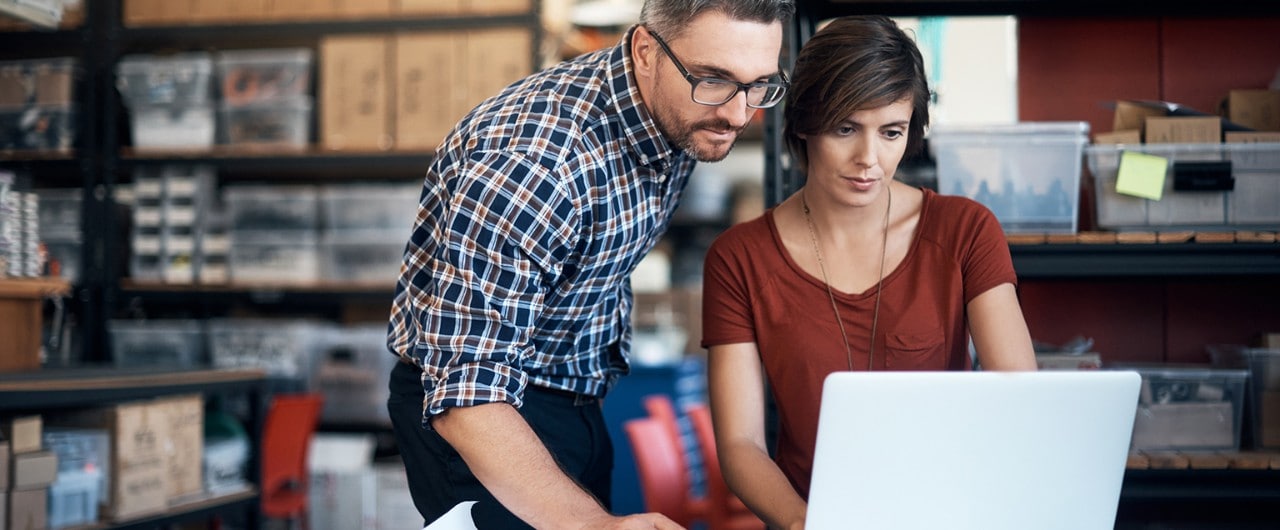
[803,98,913,206]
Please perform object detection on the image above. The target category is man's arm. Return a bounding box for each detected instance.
[433,402,685,530]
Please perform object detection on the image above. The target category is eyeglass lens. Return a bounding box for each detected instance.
[693,79,785,108]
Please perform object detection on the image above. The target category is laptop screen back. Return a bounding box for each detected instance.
[805,371,1140,530]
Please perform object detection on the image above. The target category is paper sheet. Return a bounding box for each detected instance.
[423,501,478,530]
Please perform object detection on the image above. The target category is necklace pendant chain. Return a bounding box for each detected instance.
[801,185,892,372]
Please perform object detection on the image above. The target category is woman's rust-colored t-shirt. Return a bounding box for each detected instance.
[701,188,1017,499]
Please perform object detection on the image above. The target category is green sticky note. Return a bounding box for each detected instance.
[1115,151,1168,200]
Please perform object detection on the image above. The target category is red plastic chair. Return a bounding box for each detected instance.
[641,395,710,526]
[261,393,324,530]
[624,417,696,525]
[686,403,766,530]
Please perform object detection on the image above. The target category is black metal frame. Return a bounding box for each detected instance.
[0,367,269,530]
[1,1,544,364]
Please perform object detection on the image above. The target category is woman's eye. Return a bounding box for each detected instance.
[884,129,904,140]
[835,126,855,136]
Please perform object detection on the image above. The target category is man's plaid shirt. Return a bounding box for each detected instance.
[387,28,697,424]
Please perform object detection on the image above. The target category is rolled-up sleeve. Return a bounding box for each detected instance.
[394,148,577,420]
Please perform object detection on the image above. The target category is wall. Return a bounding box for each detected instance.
[1015,16,1280,364]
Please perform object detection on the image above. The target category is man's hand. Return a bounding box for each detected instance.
[434,402,686,529]
[578,512,686,530]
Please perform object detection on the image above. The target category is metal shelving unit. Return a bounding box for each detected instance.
[92,2,538,360]
[0,367,269,530]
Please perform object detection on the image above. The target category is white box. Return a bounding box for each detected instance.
[129,103,216,149]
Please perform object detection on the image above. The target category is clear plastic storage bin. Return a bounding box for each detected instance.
[1208,345,1280,449]
[321,235,404,283]
[0,103,76,150]
[315,325,399,426]
[229,240,320,284]
[128,103,216,149]
[207,319,322,384]
[929,122,1089,234]
[215,48,313,106]
[1086,142,1280,230]
[218,95,311,147]
[109,319,206,368]
[0,57,77,106]
[116,52,213,107]
[320,183,418,239]
[1128,365,1249,452]
[224,184,319,239]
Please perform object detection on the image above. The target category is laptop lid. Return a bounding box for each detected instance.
[805,370,1140,530]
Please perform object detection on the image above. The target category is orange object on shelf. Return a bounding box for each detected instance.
[0,277,70,373]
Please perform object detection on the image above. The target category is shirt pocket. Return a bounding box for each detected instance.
[882,330,948,370]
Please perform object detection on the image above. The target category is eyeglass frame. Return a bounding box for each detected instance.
[646,28,789,109]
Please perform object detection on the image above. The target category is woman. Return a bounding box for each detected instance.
[700,15,1037,530]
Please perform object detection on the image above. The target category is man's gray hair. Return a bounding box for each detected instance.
[640,0,795,41]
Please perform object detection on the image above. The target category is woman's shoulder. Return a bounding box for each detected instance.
[706,210,778,262]
[919,188,1004,244]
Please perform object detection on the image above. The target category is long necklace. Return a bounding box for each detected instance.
[801,184,891,371]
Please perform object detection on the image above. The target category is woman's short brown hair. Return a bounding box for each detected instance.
[783,16,931,173]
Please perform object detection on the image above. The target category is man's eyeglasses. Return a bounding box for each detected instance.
[648,30,788,109]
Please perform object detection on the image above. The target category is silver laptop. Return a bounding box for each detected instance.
[806,370,1141,530]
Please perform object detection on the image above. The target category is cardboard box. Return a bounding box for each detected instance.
[321,35,392,151]
[8,488,47,530]
[393,32,465,151]
[233,0,271,21]
[1260,333,1280,349]
[1226,131,1280,143]
[156,394,204,500]
[396,0,462,15]
[333,0,392,18]
[0,440,9,491]
[2,416,42,454]
[1227,89,1280,132]
[1035,353,1103,370]
[12,450,58,489]
[1144,116,1221,144]
[465,0,531,14]
[265,0,321,20]
[123,0,164,26]
[464,28,533,114]
[1112,100,1165,135]
[55,401,168,521]
[1094,129,1141,145]
[1259,390,1280,448]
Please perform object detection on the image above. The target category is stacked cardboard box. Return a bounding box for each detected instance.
[320,27,533,153]
[3,416,58,530]
[49,395,204,522]
[123,0,532,26]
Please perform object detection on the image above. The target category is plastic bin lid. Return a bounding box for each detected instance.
[1112,363,1250,379]
[215,47,314,65]
[117,52,214,73]
[929,121,1090,137]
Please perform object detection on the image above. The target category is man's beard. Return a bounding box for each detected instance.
[653,107,744,162]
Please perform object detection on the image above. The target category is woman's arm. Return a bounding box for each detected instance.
[708,342,809,530]
[967,283,1038,371]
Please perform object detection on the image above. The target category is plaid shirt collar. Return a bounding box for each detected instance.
[610,25,679,171]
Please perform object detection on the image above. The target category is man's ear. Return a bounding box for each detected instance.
[631,26,659,78]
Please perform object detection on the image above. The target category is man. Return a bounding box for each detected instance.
[386,1,794,528]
